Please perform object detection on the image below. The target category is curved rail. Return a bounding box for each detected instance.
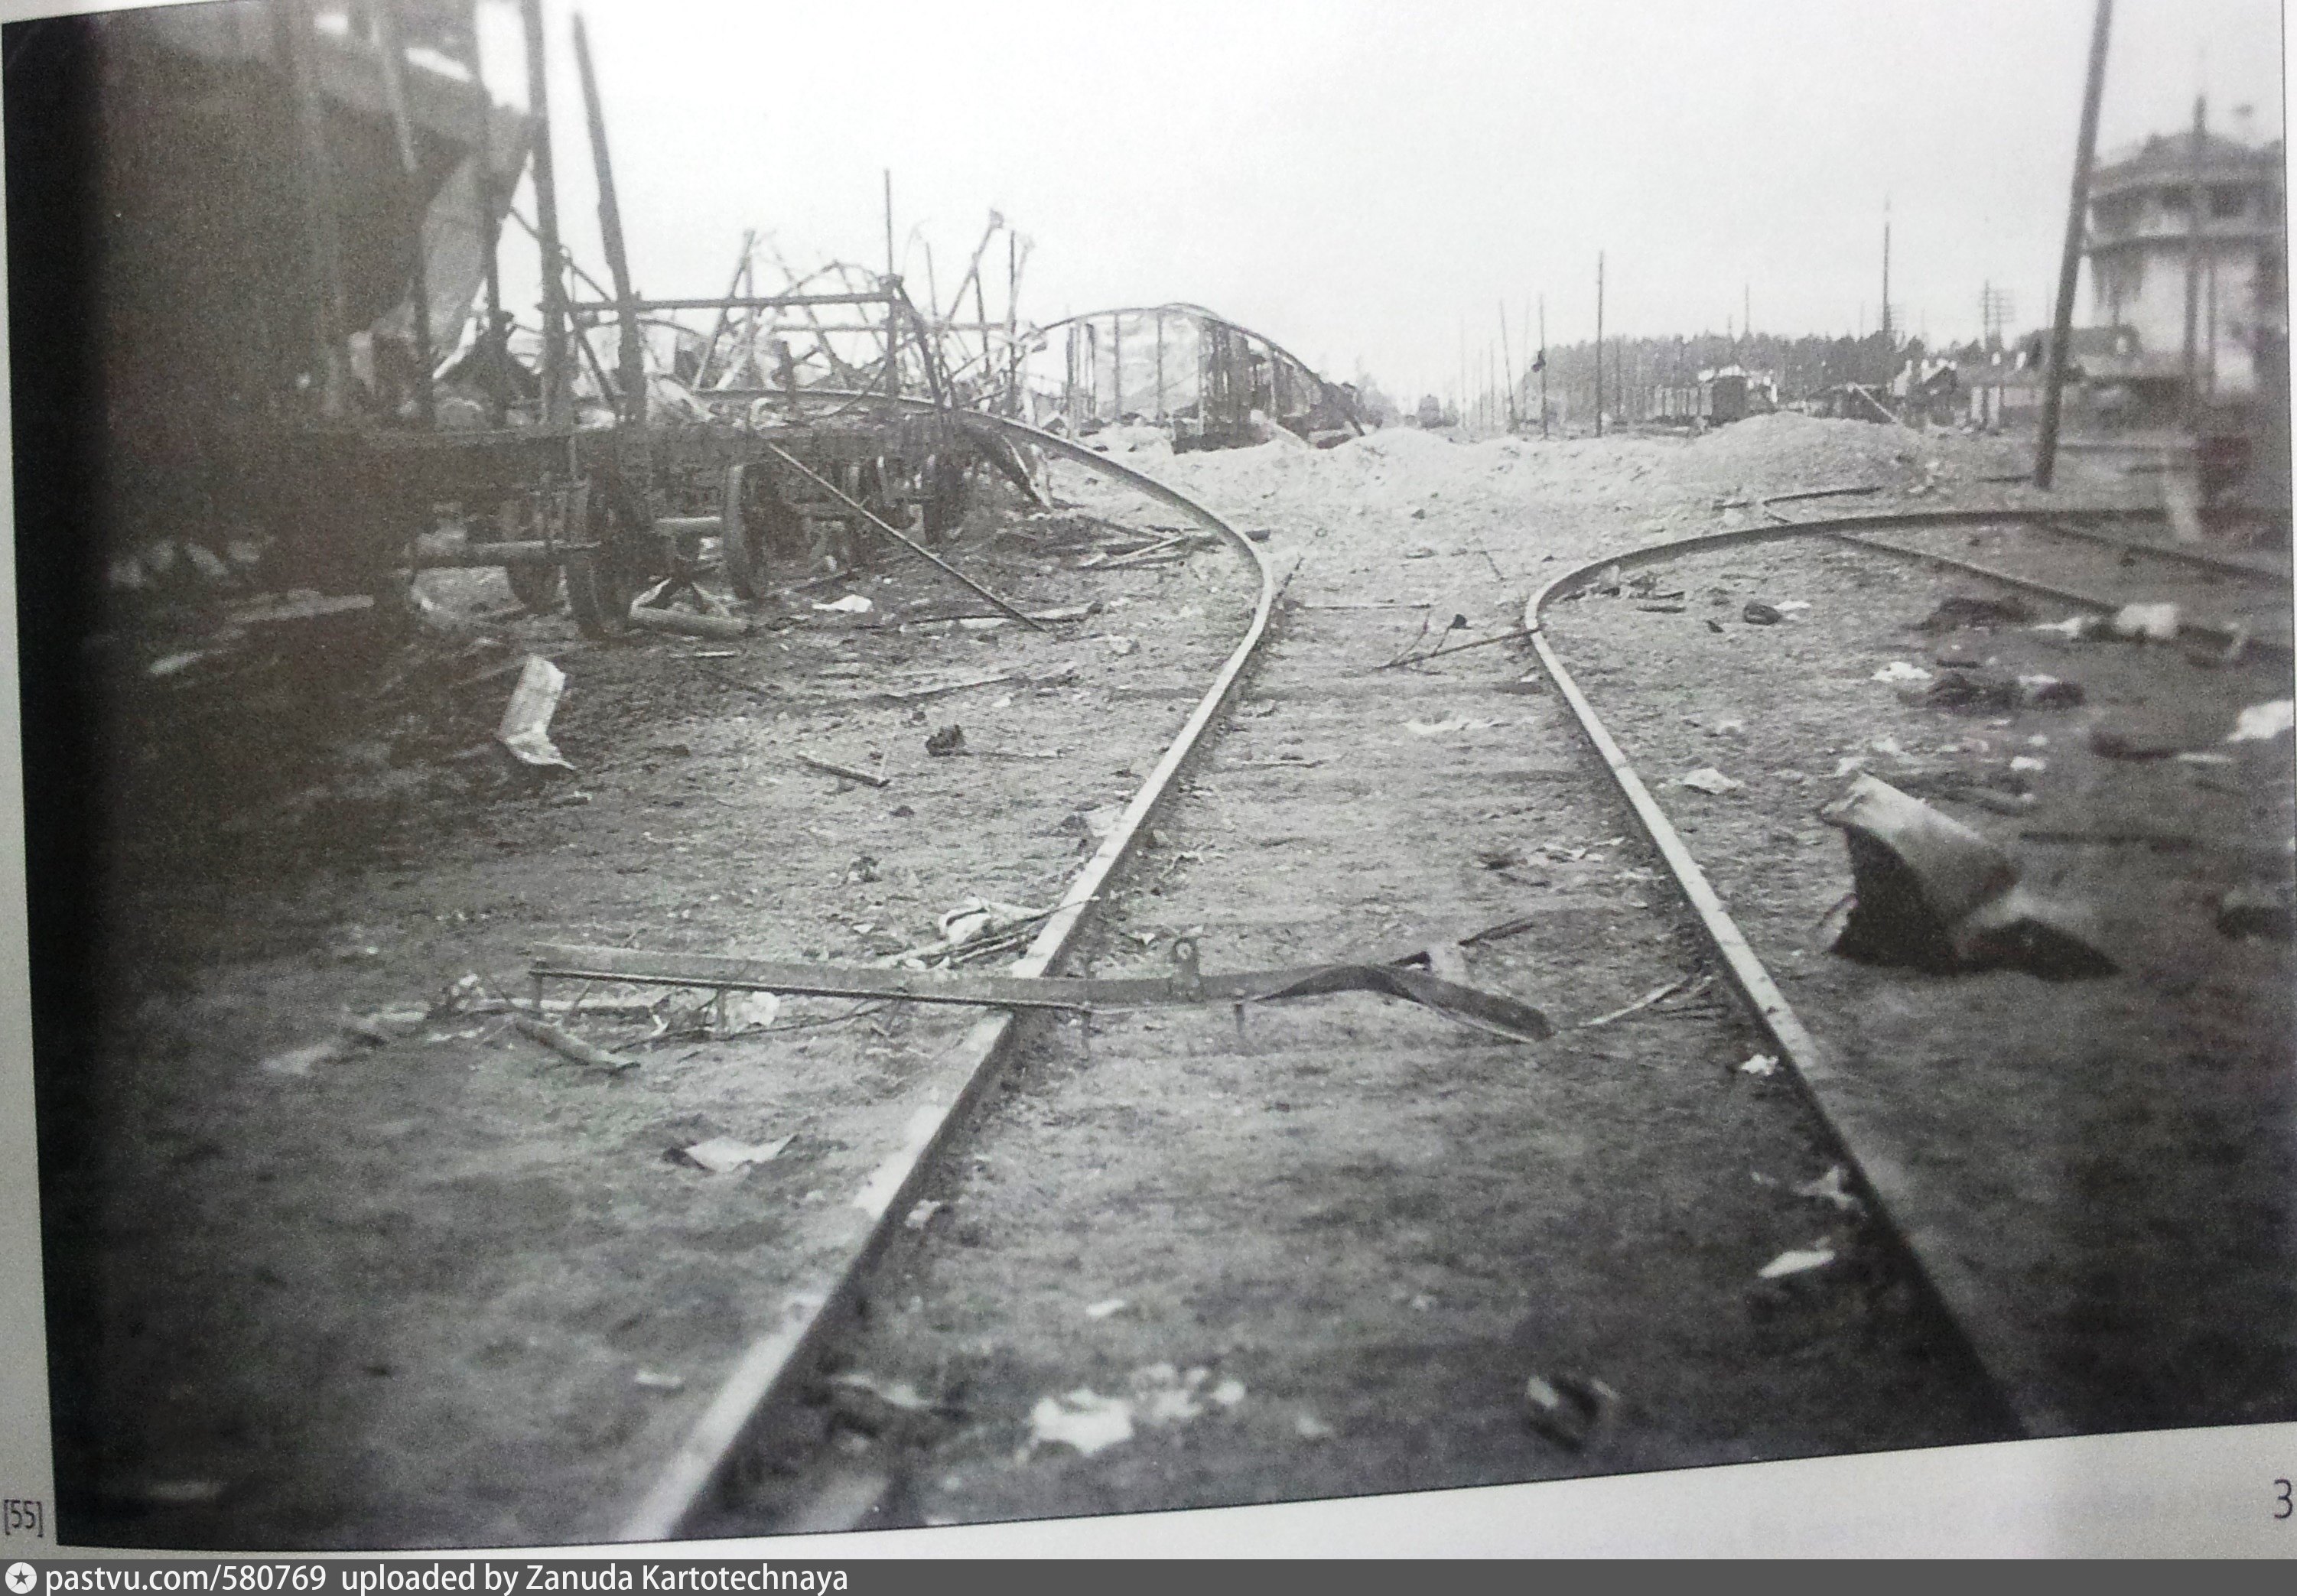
[1749,502,2289,657]
[1521,502,2211,1440]
[617,411,1278,1542]
[2026,516,2291,584]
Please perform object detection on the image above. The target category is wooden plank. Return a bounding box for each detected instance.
[792,752,889,788]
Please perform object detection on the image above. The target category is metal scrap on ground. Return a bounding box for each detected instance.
[1820,775,2114,980]
[496,655,574,772]
[529,943,1554,1042]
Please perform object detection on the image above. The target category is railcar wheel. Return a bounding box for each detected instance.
[562,485,634,639]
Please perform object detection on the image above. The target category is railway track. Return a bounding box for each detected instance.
[613,418,1281,1539]
[614,470,2281,1536]
[69,431,2283,1548]
[1742,495,2289,651]
[1531,508,2295,1449]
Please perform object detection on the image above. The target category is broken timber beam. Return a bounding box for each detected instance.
[794,753,889,788]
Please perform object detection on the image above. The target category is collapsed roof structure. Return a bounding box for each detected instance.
[1027,304,1365,450]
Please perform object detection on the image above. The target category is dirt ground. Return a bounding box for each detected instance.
[40,412,2289,1548]
[54,483,1257,1549]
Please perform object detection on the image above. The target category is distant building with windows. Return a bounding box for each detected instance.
[2081,124,2286,406]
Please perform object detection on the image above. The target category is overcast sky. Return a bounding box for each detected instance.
[18,0,2289,401]
[476,0,2283,401]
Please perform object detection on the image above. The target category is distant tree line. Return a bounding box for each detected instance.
[1355,328,2022,434]
[1518,330,2004,423]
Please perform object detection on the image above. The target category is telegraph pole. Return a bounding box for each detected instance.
[1594,252,1605,438]
[1500,301,1518,430]
[1538,295,1548,439]
[2183,94,2208,426]
[1879,199,1892,380]
[1458,315,1467,432]
[2036,0,2113,489]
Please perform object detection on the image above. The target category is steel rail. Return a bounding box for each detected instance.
[1764,509,2293,657]
[616,411,1279,1543]
[1521,502,2202,1442]
[2027,516,2291,584]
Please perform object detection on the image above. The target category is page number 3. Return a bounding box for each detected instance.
[2276,1478,2292,1520]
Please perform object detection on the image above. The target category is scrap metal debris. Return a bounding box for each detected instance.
[513,1013,642,1072]
[676,1134,792,1173]
[496,655,574,774]
[1757,1244,1837,1280]
[259,1038,348,1078]
[1027,1389,1134,1456]
[826,1373,952,1443]
[2227,700,2294,743]
[2110,602,2180,642]
[1794,1165,1863,1214]
[2217,882,2295,941]
[1572,973,1713,1031]
[714,990,782,1036]
[2089,711,2221,760]
[529,941,1554,1043]
[1521,1373,1620,1450]
[1819,775,2113,980]
[1917,594,2035,630]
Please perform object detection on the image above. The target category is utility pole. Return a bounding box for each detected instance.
[2037,0,2113,490]
[1538,294,1549,438]
[1595,251,1605,438]
[1880,199,1893,382]
[2183,94,2207,427]
[1499,301,1518,430]
[1980,282,2017,350]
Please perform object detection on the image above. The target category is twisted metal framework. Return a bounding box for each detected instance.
[1024,303,1364,447]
